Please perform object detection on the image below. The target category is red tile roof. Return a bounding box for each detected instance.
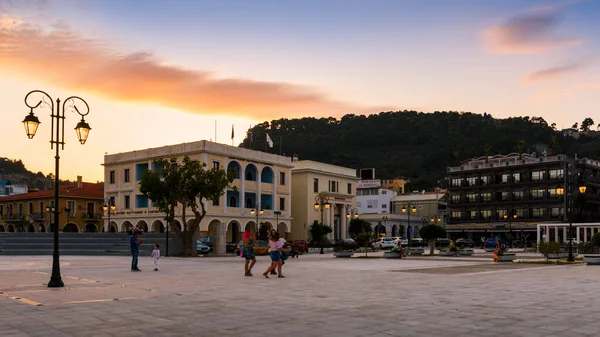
[0,182,104,201]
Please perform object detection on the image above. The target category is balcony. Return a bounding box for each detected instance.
[29,212,45,221]
[83,213,102,220]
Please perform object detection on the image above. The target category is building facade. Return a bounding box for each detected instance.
[0,177,104,232]
[290,160,358,241]
[103,141,293,247]
[356,179,395,215]
[0,180,28,196]
[390,193,447,239]
[446,153,600,242]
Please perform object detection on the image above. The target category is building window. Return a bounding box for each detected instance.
[213,161,220,170]
[279,172,285,185]
[481,176,491,185]
[367,200,378,209]
[124,195,131,209]
[451,178,462,187]
[212,197,220,206]
[530,189,544,200]
[466,193,478,203]
[329,181,338,193]
[18,203,23,216]
[531,171,544,181]
[67,201,75,213]
[356,201,362,207]
[466,177,477,186]
[501,174,510,184]
[531,208,544,218]
[279,197,285,211]
[382,204,387,209]
[39,202,43,213]
[515,209,524,218]
[497,209,507,219]
[548,189,559,199]
[469,210,478,219]
[348,183,352,194]
[451,211,462,219]
[481,210,492,220]
[550,207,562,218]
[513,190,523,201]
[0,205,3,215]
[28,202,33,214]
[109,196,116,207]
[451,195,460,203]
[481,193,492,202]
[549,169,563,180]
[136,195,148,208]
[313,178,319,193]
[124,169,130,183]
[501,191,510,201]
[513,173,521,183]
[136,163,149,181]
[109,170,115,184]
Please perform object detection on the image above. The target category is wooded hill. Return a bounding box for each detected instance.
[0,157,60,190]
[239,111,600,191]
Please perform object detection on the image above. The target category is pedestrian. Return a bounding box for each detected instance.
[242,229,257,276]
[269,229,278,275]
[130,227,144,271]
[493,238,504,263]
[263,232,286,278]
[278,234,289,271]
[151,243,161,271]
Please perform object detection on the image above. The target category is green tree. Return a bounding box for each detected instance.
[357,231,375,257]
[348,218,372,239]
[515,140,526,154]
[591,232,600,247]
[580,118,595,131]
[419,224,447,255]
[482,143,491,162]
[309,220,332,254]
[140,156,235,256]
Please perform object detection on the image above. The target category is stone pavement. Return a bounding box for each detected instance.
[0,252,599,337]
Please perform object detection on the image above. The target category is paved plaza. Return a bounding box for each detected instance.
[0,252,599,337]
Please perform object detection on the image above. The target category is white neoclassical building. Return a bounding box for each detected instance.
[103,141,293,248]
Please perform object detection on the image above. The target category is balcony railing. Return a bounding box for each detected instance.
[83,213,102,220]
[29,212,45,220]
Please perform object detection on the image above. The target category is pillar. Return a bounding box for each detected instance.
[537,225,541,244]
[563,227,567,242]
[545,226,549,242]
[584,227,588,242]
[576,226,580,243]
[554,226,559,242]
[213,221,226,256]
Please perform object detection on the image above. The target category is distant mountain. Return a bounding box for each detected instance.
[0,157,57,190]
[240,111,600,191]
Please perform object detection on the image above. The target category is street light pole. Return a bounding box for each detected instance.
[556,165,587,263]
[102,197,116,233]
[401,201,417,246]
[250,203,265,238]
[23,90,92,288]
[314,194,330,254]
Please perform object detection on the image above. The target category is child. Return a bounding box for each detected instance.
[151,244,161,271]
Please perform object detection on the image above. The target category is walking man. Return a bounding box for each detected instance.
[130,228,144,271]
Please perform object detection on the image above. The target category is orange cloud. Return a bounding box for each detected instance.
[482,7,582,54]
[0,17,388,119]
[522,62,585,82]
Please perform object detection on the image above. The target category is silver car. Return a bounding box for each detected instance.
[196,240,210,255]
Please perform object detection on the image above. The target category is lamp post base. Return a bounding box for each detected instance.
[48,275,64,288]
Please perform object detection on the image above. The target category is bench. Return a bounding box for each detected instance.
[497,253,516,262]
[583,254,600,265]
[383,252,401,259]
[408,248,424,255]
[439,250,457,256]
[459,249,474,256]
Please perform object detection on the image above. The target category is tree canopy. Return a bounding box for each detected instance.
[348,218,372,239]
[419,224,447,255]
[240,111,600,190]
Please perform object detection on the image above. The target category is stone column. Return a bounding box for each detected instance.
[340,207,347,239]
[545,226,549,242]
[563,227,567,242]
[213,221,226,256]
[554,227,559,242]
[537,225,541,245]
[576,226,580,243]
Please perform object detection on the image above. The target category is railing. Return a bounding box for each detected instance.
[83,213,102,220]
[29,212,45,220]
[2,214,24,221]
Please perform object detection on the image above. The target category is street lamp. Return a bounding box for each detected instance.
[45,206,55,232]
[23,90,91,288]
[503,213,518,246]
[314,194,331,254]
[401,201,417,245]
[346,207,359,220]
[556,178,586,263]
[250,204,265,237]
[102,197,116,233]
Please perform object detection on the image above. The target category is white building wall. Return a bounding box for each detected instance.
[356,188,393,214]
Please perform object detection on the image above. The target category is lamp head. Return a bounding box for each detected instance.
[324,202,330,209]
[556,187,564,196]
[579,186,587,194]
[259,208,264,215]
[513,214,517,219]
[411,207,417,213]
[250,209,256,216]
[75,118,91,144]
[314,202,319,210]
[401,207,407,213]
[23,110,40,139]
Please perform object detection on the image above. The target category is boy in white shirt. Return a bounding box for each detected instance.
[151,244,161,271]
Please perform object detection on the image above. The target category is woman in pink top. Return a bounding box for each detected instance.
[263,232,286,278]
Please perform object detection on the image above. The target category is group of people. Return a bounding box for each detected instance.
[241,228,288,278]
[130,227,162,272]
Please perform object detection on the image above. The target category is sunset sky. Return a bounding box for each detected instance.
[1,0,599,182]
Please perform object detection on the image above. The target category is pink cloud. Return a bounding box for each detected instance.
[482,7,582,54]
[0,17,390,120]
[522,62,585,82]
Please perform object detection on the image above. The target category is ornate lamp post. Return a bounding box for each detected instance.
[102,197,116,233]
[23,90,91,288]
[250,204,265,237]
[556,176,586,263]
[314,194,330,254]
[401,201,417,245]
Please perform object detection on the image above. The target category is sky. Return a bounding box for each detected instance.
[1,0,599,182]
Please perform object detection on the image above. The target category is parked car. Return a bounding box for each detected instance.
[394,237,409,246]
[455,238,475,248]
[235,240,270,255]
[289,240,309,252]
[410,237,424,246]
[484,238,509,249]
[198,236,213,252]
[436,238,452,247]
[196,240,210,255]
[372,237,395,250]
[335,238,359,250]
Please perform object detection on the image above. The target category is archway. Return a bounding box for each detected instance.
[245,163,257,181]
[260,166,274,183]
[227,221,241,243]
[277,222,289,239]
[49,223,56,232]
[0,225,5,232]
[374,224,386,236]
[258,222,272,241]
[407,225,412,240]
[63,223,79,232]
[152,220,165,233]
[172,220,181,232]
[109,222,117,233]
[136,220,148,233]
[7,225,14,232]
[399,225,405,237]
[392,224,398,237]
[227,161,241,179]
[245,221,257,236]
[37,224,46,232]
[84,223,98,233]
[414,226,419,238]
[121,221,133,233]
[27,224,35,232]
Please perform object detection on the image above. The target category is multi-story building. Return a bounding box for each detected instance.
[446,153,600,241]
[0,177,104,232]
[390,192,447,239]
[103,141,293,246]
[0,180,28,196]
[381,178,407,195]
[356,179,395,215]
[290,158,358,241]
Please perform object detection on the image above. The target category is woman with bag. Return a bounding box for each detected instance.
[242,229,257,276]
